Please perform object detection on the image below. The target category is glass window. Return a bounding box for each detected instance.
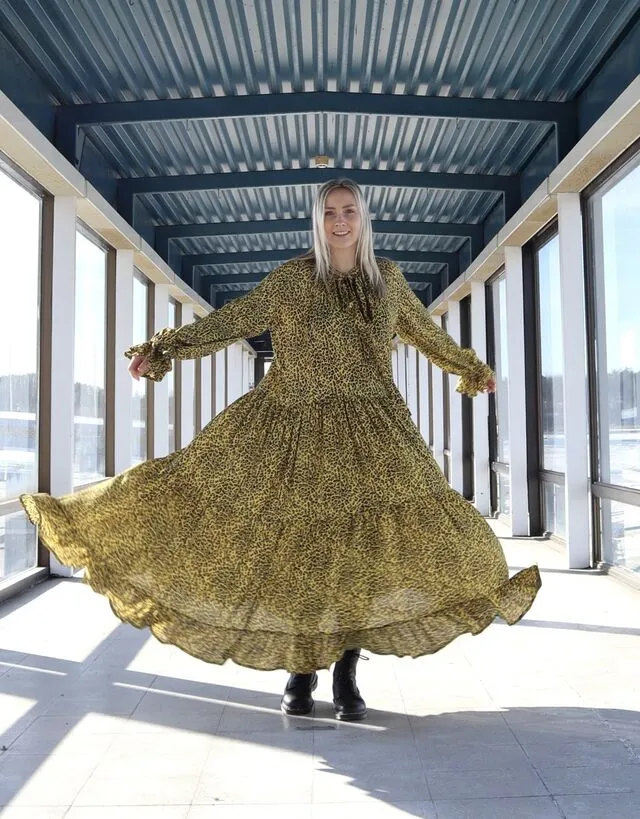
[542,481,566,539]
[168,299,177,453]
[600,499,640,573]
[194,356,202,434]
[589,151,640,573]
[492,276,510,466]
[536,234,565,473]
[131,272,149,465]
[0,166,41,582]
[0,510,38,579]
[0,168,41,504]
[591,158,640,491]
[428,361,434,449]
[497,472,511,517]
[490,274,511,516]
[73,231,107,486]
[441,314,451,482]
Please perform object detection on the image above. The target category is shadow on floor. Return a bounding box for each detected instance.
[0,581,639,814]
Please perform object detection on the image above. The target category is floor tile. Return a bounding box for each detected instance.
[537,763,640,795]
[555,792,640,818]
[311,803,436,817]
[65,809,189,819]
[0,536,638,815]
[426,766,547,800]
[521,739,638,768]
[433,796,563,819]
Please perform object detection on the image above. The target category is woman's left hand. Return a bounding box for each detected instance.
[483,377,496,394]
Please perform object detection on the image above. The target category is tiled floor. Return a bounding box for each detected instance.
[0,521,639,818]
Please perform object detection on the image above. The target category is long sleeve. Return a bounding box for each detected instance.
[124,262,287,382]
[392,264,494,397]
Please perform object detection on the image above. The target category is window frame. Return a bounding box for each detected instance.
[583,136,640,573]
[0,156,47,585]
[531,220,563,539]
[72,221,110,490]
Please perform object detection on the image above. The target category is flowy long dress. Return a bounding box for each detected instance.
[20,257,541,672]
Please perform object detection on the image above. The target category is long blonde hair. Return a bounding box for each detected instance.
[299,178,387,299]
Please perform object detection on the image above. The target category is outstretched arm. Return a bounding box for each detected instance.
[125,263,286,382]
[392,264,494,397]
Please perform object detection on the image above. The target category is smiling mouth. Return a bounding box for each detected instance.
[333,231,350,236]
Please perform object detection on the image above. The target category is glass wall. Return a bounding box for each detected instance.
[441,313,450,482]
[535,232,566,538]
[73,231,107,486]
[589,149,640,573]
[168,299,178,453]
[194,356,202,435]
[490,273,511,516]
[131,271,149,465]
[427,361,434,450]
[0,165,41,579]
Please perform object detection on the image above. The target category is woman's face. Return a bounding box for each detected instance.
[323,189,362,252]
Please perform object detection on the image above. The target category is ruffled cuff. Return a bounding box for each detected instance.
[455,355,494,397]
[124,327,177,383]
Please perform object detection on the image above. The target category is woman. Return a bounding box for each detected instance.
[20,179,541,723]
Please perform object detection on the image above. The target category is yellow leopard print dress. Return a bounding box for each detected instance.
[20,257,541,672]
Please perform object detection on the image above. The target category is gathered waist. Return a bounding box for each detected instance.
[254,381,402,407]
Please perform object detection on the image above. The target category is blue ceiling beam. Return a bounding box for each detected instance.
[185,248,453,291]
[119,168,520,226]
[155,218,484,260]
[205,272,281,285]
[189,248,452,268]
[56,92,577,166]
[203,277,435,310]
[201,270,443,286]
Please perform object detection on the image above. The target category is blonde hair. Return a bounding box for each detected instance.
[299,178,387,299]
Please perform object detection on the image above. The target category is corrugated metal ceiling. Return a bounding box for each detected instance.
[0,0,638,308]
[1,0,635,102]
[139,187,501,226]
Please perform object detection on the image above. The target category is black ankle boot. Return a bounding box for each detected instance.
[332,649,367,721]
[281,672,318,715]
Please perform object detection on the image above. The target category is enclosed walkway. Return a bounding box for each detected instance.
[0,524,638,817]
[1,2,640,816]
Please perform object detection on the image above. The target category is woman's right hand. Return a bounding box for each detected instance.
[128,354,151,381]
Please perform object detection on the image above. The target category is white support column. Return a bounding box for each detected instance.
[227,343,243,404]
[112,249,134,474]
[504,246,530,536]
[179,304,195,447]
[406,345,418,425]
[471,280,491,516]
[396,342,407,399]
[214,349,226,414]
[200,356,212,427]
[391,345,398,385]
[447,299,464,494]
[417,352,430,445]
[558,192,591,568]
[152,284,170,458]
[431,317,445,472]
[47,197,77,576]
